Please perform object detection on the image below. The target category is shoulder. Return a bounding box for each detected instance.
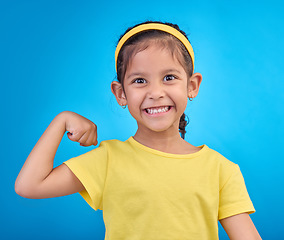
[203,146,237,168]
[99,138,132,151]
[203,146,242,184]
[93,138,137,157]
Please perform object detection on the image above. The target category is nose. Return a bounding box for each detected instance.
[147,81,165,100]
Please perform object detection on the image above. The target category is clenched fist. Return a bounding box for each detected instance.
[62,111,98,146]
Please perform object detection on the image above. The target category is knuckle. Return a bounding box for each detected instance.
[91,123,97,130]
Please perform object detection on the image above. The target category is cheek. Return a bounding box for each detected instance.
[176,89,189,111]
[180,98,188,111]
[125,90,141,109]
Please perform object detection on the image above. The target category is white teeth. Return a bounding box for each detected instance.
[146,106,169,114]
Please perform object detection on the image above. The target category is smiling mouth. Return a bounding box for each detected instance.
[144,106,171,115]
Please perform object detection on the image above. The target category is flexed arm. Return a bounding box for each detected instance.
[15,111,98,199]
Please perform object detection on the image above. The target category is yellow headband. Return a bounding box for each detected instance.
[115,23,195,72]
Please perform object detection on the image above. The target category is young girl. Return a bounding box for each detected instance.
[15,21,261,239]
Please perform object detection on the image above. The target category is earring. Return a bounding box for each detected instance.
[188,97,193,101]
[121,104,127,109]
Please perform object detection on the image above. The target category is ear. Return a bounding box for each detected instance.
[111,81,127,106]
[187,73,202,99]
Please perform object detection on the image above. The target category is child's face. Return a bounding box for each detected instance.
[122,44,191,135]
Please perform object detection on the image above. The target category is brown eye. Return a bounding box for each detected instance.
[133,78,146,84]
[163,75,175,81]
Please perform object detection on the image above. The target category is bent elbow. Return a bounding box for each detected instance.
[15,179,35,199]
[15,180,26,198]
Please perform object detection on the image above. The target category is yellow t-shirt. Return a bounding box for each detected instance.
[64,137,255,240]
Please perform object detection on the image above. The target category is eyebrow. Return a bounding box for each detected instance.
[126,72,145,80]
[162,69,182,75]
[126,69,182,80]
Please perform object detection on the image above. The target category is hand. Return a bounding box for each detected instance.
[63,111,98,147]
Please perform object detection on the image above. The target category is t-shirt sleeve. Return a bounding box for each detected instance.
[63,142,108,211]
[218,164,255,220]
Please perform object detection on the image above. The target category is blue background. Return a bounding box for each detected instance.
[1,0,283,239]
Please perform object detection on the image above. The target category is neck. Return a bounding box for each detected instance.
[133,128,198,154]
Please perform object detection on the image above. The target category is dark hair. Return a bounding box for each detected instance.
[116,21,192,138]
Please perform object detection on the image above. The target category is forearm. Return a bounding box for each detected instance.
[15,112,67,196]
[220,213,262,240]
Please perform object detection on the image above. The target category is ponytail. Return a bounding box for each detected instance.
[179,113,188,139]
